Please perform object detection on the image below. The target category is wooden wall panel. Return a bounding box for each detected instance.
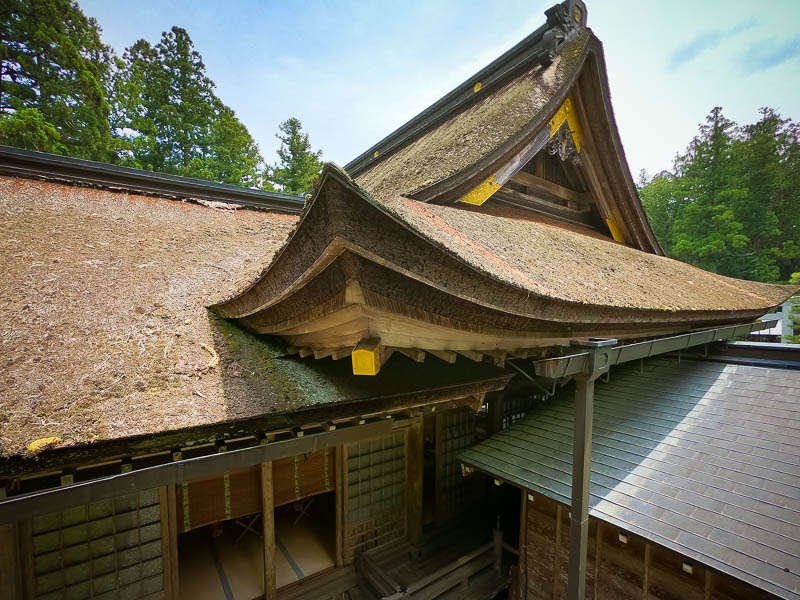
[272,447,334,507]
[711,571,776,600]
[647,542,705,600]
[176,466,261,532]
[181,477,225,531]
[525,496,557,600]
[344,432,406,563]
[229,467,261,518]
[0,522,21,599]
[595,522,645,600]
[522,490,779,600]
[435,408,476,525]
[525,496,597,600]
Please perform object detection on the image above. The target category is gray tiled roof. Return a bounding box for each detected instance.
[460,357,800,600]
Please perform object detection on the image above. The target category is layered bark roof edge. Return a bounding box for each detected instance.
[214,163,797,323]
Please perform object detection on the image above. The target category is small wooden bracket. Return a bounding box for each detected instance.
[397,347,426,362]
[428,349,457,363]
[457,350,484,363]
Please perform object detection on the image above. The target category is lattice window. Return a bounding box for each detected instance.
[437,408,475,523]
[31,488,163,600]
[347,433,405,523]
[502,392,549,429]
[345,433,406,559]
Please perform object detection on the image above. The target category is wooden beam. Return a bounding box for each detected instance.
[351,338,393,375]
[397,347,426,362]
[457,350,484,362]
[494,187,592,226]
[298,347,314,358]
[331,346,353,360]
[0,420,395,524]
[511,171,590,206]
[313,348,334,359]
[261,462,277,599]
[285,346,300,355]
[406,415,424,544]
[429,349,457,363]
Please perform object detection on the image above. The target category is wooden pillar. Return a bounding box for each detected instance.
[167,485,180,597]
[335,446,344,567]
[642,543,651,600]
[261,462,277,599]
[567,376,595,600]
[342,443,353,564]
[0,522,21,599]
[159,486,180,599]
[406,413,424,544]
[518,493,529,593]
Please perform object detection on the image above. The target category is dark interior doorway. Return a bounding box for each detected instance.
[178,514,265,600]
[274,490,336,588]
[422,413,437,527]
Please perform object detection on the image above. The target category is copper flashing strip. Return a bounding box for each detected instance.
[0,419,395,524]
[0,145,304,214]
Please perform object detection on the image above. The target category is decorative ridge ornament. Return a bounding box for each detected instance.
[537,0,588,66]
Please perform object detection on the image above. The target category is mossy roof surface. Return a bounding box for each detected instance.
[0,177,503,458]
[372,193,796,311]
[354,34,588,202]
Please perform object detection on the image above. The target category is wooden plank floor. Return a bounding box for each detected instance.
[360,522,510,600]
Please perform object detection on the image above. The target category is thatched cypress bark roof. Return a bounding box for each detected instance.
[0,176,508,461]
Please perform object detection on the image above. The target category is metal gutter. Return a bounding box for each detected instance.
[0,145,305,214]
[532,321,776,379]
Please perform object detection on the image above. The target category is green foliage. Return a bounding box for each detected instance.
[268,118,323,195]
[783,275,800,343]
[0,107,64,154]
[112,27,264,186]
[1,4,271,187]
[0,0,115,160]
[640,106,800,283]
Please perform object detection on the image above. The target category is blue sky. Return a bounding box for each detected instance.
[80,0,800,179]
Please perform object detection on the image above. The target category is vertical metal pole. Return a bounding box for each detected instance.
[567,375,594,600]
